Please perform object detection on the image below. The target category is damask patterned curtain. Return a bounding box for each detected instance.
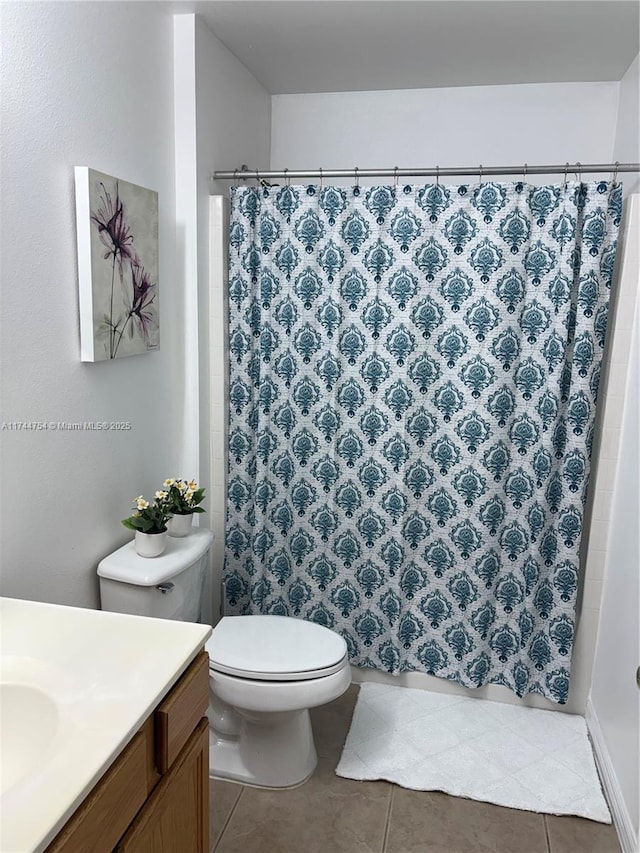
[224,179,621,704]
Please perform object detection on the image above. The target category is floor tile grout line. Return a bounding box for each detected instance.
[212,784,245,853]
[543,814,552,853]
[381,784,395,853]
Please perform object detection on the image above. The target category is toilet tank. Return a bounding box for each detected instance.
[98,529,214,622]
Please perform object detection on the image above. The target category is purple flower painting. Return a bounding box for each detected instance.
[75,167,159,361]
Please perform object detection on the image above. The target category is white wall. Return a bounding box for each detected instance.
[193,17,271,624]
[613,54,640,195]
[269,79,623,713]
[0,2,179,608]
[587,53,640,852]
[271,82,620,183]
[174,15,199,490]
[590,262,639,850]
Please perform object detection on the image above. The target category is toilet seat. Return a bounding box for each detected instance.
[206,615,349,682]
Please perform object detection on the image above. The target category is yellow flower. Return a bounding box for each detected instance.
[185,489,194,501]
[188,479,197,490]
[178,481,188,493]
[163,478,175,487]
[136,498,149,510]
[155,490,168,500]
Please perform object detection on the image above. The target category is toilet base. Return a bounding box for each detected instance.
[209,707,318,788]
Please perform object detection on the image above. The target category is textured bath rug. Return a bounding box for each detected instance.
[336,683,610,822]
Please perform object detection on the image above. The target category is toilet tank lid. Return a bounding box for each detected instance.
[97,529,213,586]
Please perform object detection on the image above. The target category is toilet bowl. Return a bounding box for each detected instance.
[206,615,351,787]
[97,531,351,788]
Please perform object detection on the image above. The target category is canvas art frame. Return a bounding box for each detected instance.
[75,167,160,361]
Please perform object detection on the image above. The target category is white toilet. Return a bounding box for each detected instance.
[97,530,351,788]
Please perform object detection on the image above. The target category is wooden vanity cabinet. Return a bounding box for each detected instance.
[46,651,209,853]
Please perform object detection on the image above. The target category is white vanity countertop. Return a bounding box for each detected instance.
[0,596,211,853]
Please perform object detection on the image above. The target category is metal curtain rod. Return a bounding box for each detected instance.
[212,162,639,181]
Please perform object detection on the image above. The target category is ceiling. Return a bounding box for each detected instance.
[190,0,639,95]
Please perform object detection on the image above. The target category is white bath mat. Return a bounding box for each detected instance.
[336,683,611,823]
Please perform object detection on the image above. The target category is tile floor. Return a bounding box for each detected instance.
[209,684,621,853]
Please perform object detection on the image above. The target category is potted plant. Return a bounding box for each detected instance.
[164,478,206,537]
[122,492,170,557]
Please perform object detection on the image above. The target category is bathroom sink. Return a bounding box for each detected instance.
[0,681,60,794]
[0,654,70,800]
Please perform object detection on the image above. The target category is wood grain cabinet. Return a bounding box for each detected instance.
[47,651,209,853]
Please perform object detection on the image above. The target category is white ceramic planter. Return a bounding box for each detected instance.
[167,513,193,538]
[134,530,167,558]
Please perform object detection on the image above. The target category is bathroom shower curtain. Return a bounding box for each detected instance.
[224,179,621,703]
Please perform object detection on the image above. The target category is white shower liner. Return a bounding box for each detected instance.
[336,682,611,823]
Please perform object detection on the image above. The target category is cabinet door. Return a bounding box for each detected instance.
[116,718,209,853]
[46,728,150,853]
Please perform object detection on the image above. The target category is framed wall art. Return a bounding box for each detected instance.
[75,167,159,361]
